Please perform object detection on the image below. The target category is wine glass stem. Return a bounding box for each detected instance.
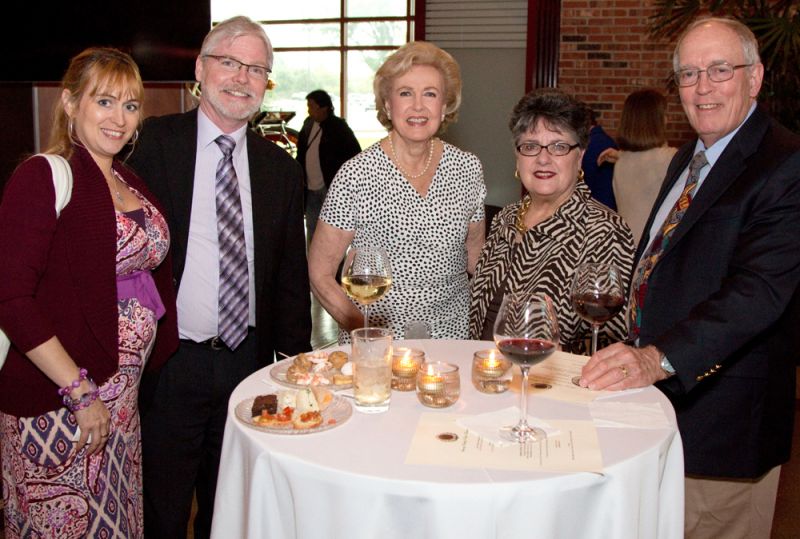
[519,366,530,429]
[591,324,600,355]
[363,304,369,328]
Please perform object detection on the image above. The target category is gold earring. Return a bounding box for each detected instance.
[386,109,391,120]
[578,169,585,182]
[514,169,520,180]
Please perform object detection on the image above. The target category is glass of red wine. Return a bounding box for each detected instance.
[570,262,625,384]
[494,292,560,443]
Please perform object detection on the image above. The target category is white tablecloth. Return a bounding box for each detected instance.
[211,340,684,539]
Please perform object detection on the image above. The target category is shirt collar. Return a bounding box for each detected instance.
[693,102,756,168]
[197,108,248,157]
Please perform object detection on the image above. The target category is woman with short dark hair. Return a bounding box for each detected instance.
[470,88,634,352]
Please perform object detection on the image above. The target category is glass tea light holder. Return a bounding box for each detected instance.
[471,349,512,394]
[416,362,460,408]
[391,348,424,391]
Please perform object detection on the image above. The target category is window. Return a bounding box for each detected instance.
[212,1,416,149]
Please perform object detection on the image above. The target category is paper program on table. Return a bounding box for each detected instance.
[405,413,603,473]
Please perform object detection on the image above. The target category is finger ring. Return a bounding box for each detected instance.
[619,365,629,378]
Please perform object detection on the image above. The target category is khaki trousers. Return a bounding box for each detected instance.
[684,466,781,539]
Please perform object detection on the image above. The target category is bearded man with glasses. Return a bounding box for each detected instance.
[128,15,311,539]
[579,16,800,538]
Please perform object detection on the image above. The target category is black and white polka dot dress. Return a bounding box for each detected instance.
[321,140,486,341]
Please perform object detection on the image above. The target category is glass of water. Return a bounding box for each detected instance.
[350,328,393,413]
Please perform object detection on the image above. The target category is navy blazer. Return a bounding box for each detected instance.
[636,106,800,478]
[128,109,311,365]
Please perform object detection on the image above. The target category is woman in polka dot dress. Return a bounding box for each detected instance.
[309,41,486,341]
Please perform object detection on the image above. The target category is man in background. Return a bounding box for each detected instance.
[129,16,311,538]
[295,89,361,242]
[580,16,800,538]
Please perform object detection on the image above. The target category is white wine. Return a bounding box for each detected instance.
[341,274,392,305]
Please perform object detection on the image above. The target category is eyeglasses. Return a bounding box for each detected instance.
[674,62,752,87]
[203,54,271,81]
[516,142,580,157]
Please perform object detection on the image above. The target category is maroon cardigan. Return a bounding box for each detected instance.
[0,146,178,417]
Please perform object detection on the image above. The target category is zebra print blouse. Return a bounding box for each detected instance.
[469,182,635,353]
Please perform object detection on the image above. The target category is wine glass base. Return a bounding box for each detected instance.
[499,424,547,443]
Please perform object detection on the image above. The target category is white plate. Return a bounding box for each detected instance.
[235,395,352,435]
[269,356,353,390]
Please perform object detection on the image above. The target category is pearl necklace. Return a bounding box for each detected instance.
[387,134,435,179]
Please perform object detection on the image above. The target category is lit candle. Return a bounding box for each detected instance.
[477,350,506,378]
[391,348,422,377]
[418,365,445,392]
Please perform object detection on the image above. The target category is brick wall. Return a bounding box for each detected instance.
[558,0,696,148]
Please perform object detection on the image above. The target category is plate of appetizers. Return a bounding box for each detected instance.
[269,350,354,390]
[235,386,352,435]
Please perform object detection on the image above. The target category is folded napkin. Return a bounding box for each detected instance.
[588,401,670,429]
[456,406,560,447]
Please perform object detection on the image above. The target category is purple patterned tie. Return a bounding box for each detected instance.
[628,151,708,338]
[214,135,249,350]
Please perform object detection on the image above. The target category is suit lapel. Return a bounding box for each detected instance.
[247,131,271,301]
[657,109,767,261]
[169,111,200,263]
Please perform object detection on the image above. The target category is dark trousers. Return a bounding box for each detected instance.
[141,329,259,539]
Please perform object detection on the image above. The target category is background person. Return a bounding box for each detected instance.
[469,88,635,352]
[580,108,617,210]
[128,16,311,538]
[0,47,177,537]
[308,41,486,341]
[295,89,361,243]
[579,17,800,538]
[610,88,677,245]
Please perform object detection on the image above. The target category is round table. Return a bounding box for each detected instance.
[211,340,684,539]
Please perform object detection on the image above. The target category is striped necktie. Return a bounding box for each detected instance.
[214,135,249,350]
[628,151,708,338]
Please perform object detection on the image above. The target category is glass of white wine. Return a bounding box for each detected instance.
[341,245,393,327]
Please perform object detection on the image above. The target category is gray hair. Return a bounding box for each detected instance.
[201,16,273,69]
[673,16,761,71]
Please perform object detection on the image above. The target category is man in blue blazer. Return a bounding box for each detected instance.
[128,16,311,539]
[580,17,800,538]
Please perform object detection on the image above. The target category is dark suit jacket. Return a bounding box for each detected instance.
[295,114,361,189]
[0,146,178,416]
[636,106,800,478]
[128,109,311,365]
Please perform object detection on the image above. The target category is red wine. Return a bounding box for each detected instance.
[496,338,555,366]
[572,293,625,323]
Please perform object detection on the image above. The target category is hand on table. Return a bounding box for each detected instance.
[577,343,667,390]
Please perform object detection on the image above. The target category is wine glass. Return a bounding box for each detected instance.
[340,245,393,327]
[494,292,560,443]
[570,262,625,385]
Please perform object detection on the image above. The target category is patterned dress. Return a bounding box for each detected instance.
[469,182,635,352]
[321,141,486,341]
[0,185,170,538]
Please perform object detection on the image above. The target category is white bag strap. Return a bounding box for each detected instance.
[36,153,73,217]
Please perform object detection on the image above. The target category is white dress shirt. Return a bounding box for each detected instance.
[176,110,256,341]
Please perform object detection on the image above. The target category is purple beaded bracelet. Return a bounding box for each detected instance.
[62,377,99,413]
[58,368,88,397]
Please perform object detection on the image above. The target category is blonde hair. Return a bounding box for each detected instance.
[373,41,462,132]
[47,47,144,159]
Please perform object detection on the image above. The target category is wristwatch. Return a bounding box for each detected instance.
[660,354,676,377]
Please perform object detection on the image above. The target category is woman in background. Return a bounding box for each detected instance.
[470,88,634,352]
[309,41,486,340]
[605,89,677,245]
[0,48,177,537]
